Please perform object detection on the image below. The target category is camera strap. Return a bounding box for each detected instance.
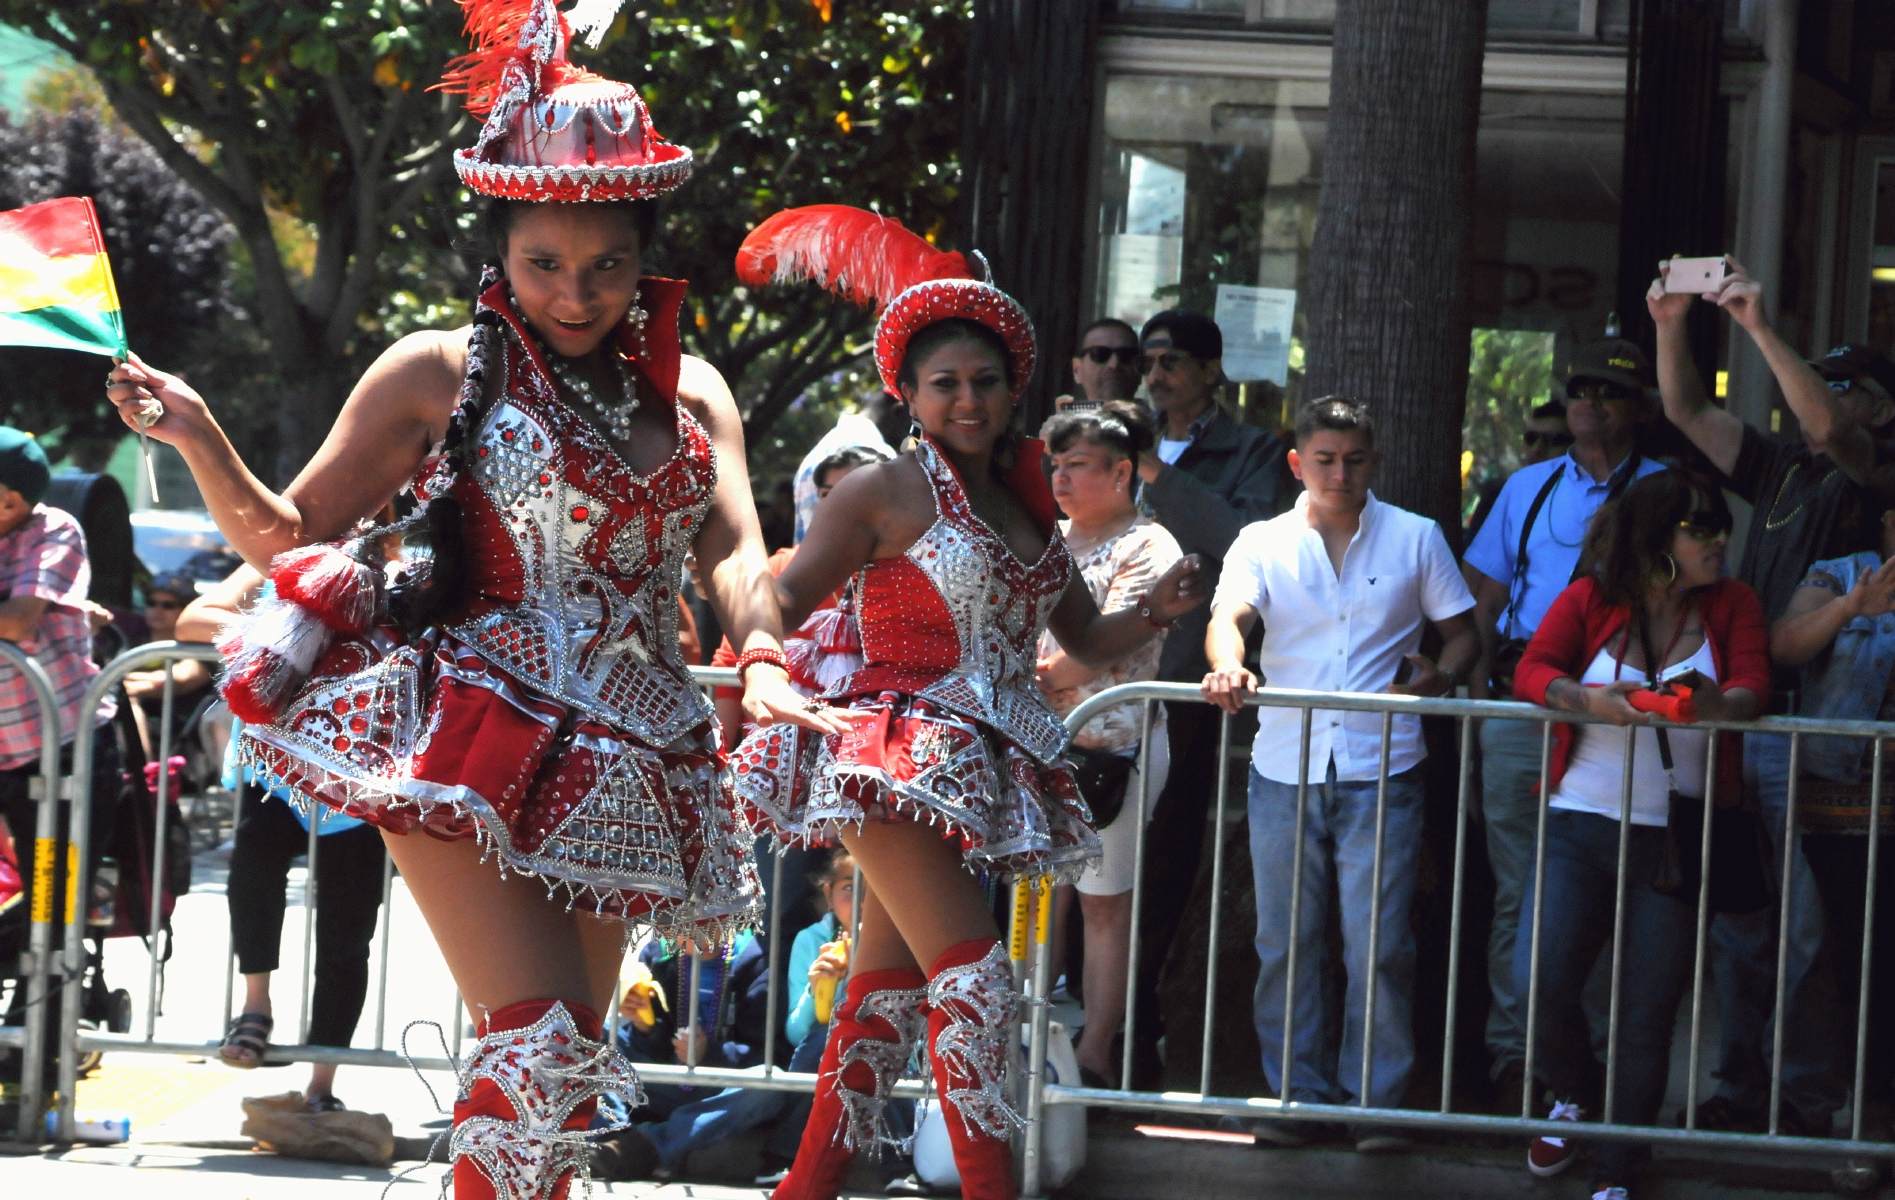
[1501,453,1643,639]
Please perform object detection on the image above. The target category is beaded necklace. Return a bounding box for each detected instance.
[512,288,642,441]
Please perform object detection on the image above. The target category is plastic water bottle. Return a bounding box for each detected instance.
[47,1108,132,1143]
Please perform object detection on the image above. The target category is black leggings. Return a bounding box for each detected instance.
[226,783,386,1048]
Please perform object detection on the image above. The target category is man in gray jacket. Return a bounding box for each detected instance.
[1127,309,1290,1085]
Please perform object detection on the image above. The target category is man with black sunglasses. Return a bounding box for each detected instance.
[1119,307,1290,1087]
[1646,258,1895,1139]
[1060,317,1143,411]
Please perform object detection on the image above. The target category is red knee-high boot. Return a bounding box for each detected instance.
[451,998,642,1200]
[772,966,930,1200]
[927,939,1024,1200]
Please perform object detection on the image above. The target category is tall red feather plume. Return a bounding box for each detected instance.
[435,0,556,117]
[736,205,972,314]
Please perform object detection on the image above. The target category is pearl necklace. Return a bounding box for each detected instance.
[546,349,640,442]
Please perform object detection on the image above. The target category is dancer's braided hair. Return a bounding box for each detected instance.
[383,264,507,635]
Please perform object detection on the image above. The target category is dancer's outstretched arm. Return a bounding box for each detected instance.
[105,334,465,572]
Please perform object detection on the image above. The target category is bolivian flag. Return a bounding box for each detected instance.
[0,197,127,359]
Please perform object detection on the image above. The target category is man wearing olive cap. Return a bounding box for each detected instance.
[0,427,120,1017]
[1462,336,1667,1114]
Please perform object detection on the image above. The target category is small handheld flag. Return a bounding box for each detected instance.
[0,197,127,358]
[0,197,164,500]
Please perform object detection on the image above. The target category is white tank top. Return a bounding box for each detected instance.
[1549,637,1718,827]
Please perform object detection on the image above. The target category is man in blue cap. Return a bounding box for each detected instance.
[0,426,120,1051]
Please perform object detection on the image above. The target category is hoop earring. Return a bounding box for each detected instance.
[1660,553,1678,586]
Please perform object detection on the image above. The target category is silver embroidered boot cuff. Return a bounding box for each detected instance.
[927,942,1026,1141]
[451,1001,645,1200]
[832,982,931,1154]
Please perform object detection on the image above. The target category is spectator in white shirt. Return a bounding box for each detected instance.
[789,389,910,544]
[1202,398,1477,1150]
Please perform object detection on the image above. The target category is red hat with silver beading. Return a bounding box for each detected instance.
[438,0,691,203]
[735,205,1036,399]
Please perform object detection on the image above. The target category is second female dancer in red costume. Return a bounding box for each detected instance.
[728,207,1206,1200]
[104,3,849,1197]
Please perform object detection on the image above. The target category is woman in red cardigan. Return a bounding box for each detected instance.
[1510,470,1769,1200]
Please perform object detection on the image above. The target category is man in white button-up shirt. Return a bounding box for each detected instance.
[1202,398,1476,1146]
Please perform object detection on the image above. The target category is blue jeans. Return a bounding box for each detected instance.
[1513,809,1695,1184]
[1706,734,1844,1125]
[1480,718,1548,1076]
[1249,763,1424,1107]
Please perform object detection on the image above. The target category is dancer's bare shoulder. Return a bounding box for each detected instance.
[363,326,474,424]
[675,353,737,434]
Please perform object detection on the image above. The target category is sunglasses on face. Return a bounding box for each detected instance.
[1825,378,1859,397]
[1142,351,1193,376]
[1079,345,1140,366]
[1523,430,1574,449]
[146,598,182,611]
[1568,383,1635,403]
[1678,510,1732,541]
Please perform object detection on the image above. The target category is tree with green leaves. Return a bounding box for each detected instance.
[1,0,475,482]
[0,103,237,459]
[567,4,966,448]
[3,1,967,486]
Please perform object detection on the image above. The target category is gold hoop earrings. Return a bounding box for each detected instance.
[1660,553,1678,587]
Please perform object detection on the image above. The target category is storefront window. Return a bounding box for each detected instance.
[1095,73,1622,447]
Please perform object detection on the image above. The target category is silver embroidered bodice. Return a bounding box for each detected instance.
[446,335,715,748]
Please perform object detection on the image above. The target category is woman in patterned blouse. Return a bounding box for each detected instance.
[1036,400,1182,1087]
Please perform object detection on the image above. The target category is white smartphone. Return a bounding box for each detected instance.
[1663,256,1729,295]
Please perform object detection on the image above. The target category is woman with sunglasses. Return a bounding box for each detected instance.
[1508,470,1768,1200]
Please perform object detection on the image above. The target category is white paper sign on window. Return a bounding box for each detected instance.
[1214,284,1296,385]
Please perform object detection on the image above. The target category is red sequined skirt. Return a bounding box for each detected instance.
[239,633,760,938]
[729,691,1100,884]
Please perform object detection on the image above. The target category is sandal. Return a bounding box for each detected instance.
[219,1012,273,1069]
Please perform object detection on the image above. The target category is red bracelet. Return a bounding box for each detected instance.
[1137,596,1174,630]
[736,646,789,681]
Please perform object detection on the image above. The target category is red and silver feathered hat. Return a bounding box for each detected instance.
[438,0,691,202]
[735,205,1036,398]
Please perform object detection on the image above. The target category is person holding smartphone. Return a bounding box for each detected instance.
[1647,259,1895,1136]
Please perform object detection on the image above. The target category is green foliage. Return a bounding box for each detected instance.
[1462,327,1555,520]
[579,3,968,472]
[0,105,238,462]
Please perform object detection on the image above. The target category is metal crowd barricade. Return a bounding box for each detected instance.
[42,655,942,1147]
[0,642,65,1143]
[1017,680,1895,1196]
[39,645,1895,1190]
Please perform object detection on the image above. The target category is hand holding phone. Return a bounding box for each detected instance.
[1662,256,1729,295]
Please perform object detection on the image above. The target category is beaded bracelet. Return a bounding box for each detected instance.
[736,646,790,681]
[1137,596,1175,630]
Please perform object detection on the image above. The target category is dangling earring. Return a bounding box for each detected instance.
[1660,553,1678,587]
[628,298,650,355]
[902,417,923,453]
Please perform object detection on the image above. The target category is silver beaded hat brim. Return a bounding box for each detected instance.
[455,146,693,202]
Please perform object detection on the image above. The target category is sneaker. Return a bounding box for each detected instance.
[883,1174,933,1196]
[1352,1127,1411,1155]
[1528,1099,1583,1177]
[1592,1188,1628,1200]
[753,1150,794,1186]
[1680,1094,1764,1133]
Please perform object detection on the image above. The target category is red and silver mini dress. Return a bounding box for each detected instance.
[240,280,760,937]
[731,437,1101,882]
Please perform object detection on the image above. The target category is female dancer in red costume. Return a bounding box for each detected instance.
[104,4,846,1197]
[728,207,1206,1200]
